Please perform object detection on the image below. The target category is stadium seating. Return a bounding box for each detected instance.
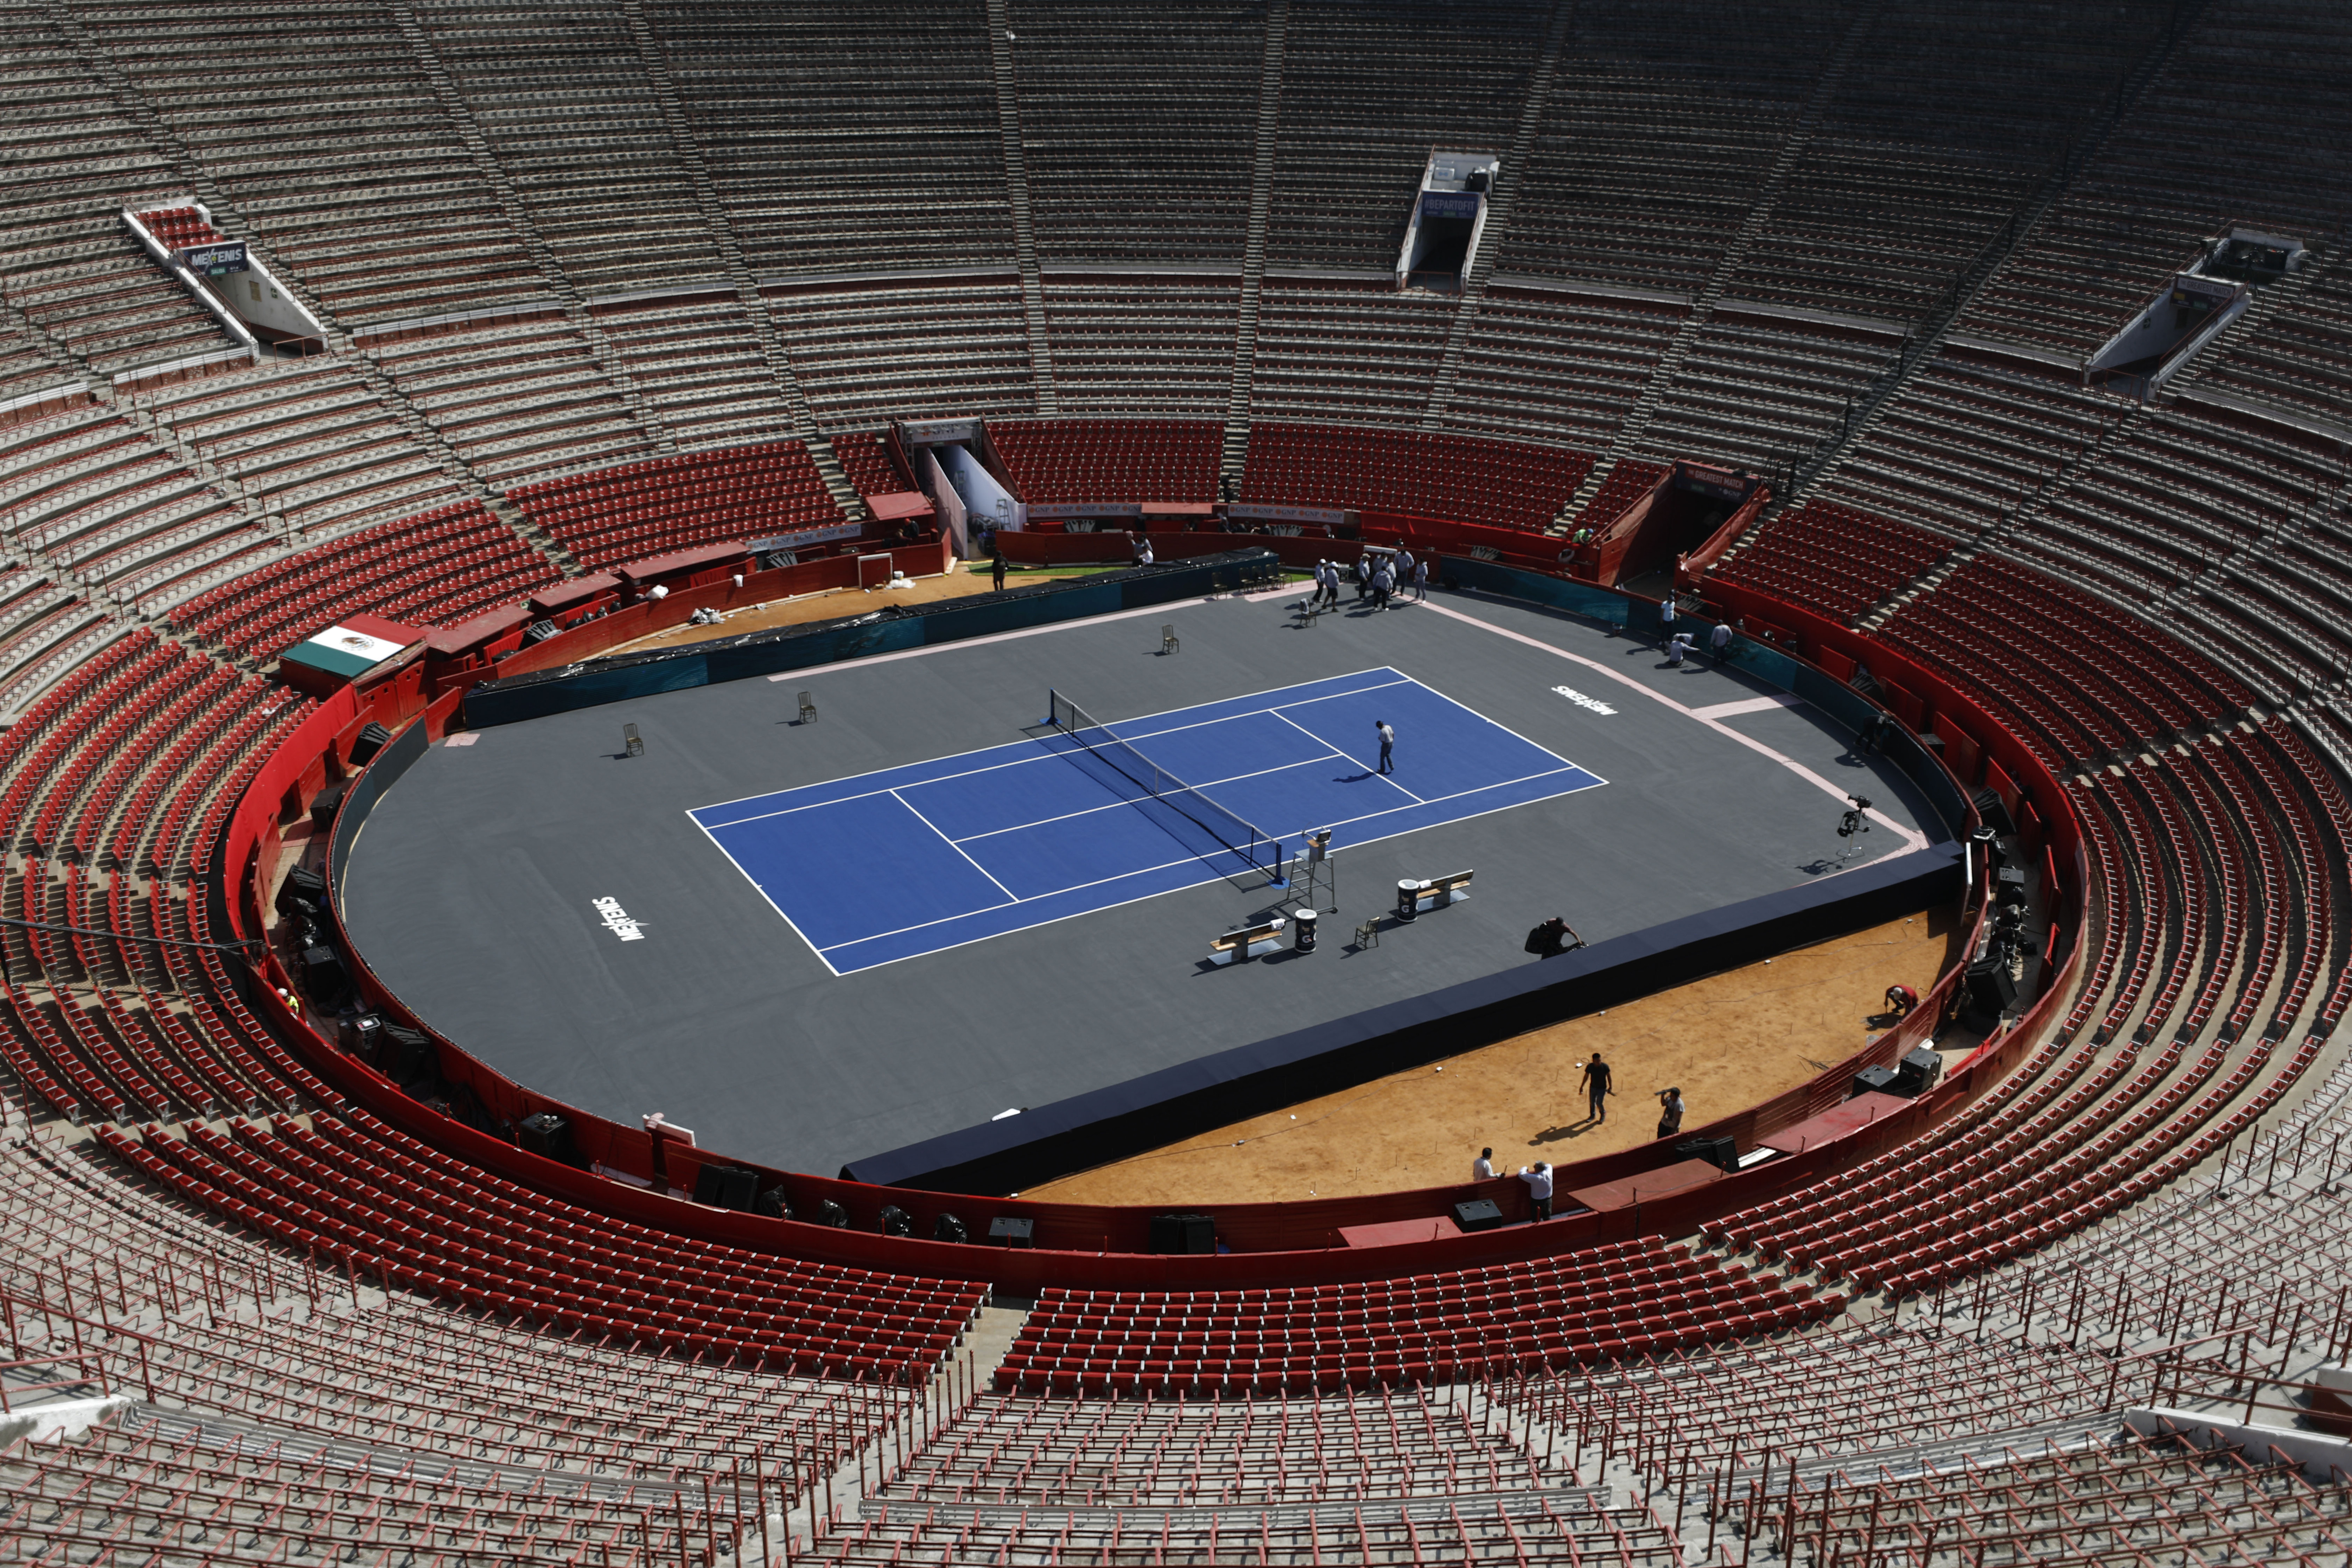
[508,441,847,568]
[1705,499,1946,624]
[1242,423,1592,531]
[2,9,2351,1561]
[169,500,562,658]
[989,418,1222,504]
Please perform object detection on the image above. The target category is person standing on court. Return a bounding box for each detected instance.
[1658,591,1678,650]
[1372,559,1394,610]
[991,550,1007,592]
[1414,556,1430,601]
[1710,620,1732,663]
[1355,555,1372,602]
[1517,1160,1553,1221]
[1473,1147,1496,1181]
[1579,1052,1613,1123]
[1375,718,1395,775]
[1655,1086,1685,1141]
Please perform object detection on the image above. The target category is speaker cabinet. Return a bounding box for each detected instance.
[518,1111,572,1164]
[988,1216,1035,1247]
[297,945,349,1005]
[1894,1047,1944,1097]
[1149,1213,1216,1255]
[1451,1198,1504,1232]
[878,1204,912,1237]
[692,1163,758,1212]
[1962,955,2018,1030]
[933,1212,969,1244]
[1674,1136,1740,1172]
[277,866,328,918]
[347,721,392,766]
[1852,1063,1900,1099]
[814,1198,849,1228]
[754,1185,792,1220]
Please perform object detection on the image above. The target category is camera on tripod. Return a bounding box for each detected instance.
[1837,795,1872,838]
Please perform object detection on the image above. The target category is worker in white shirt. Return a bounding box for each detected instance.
[1472,1147,1496,1181]
[1710,620,1733,663]
[1517,1160,1553,1221]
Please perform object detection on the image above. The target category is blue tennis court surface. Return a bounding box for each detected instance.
[689,668,1605,973]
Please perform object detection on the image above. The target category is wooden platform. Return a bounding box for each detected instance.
[1564,1156,1724,1214]
[1757,1090,1914,1155]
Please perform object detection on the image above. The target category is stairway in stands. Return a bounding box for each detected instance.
[986,0,1057,419]
[1419,0,1576,432]
[619,0,864,518]
[1219,0,1290,494]
[1549,0,1886,535]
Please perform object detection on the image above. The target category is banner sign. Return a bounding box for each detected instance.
[1674,462,1751,503]
[2171,273,2239,303]
[1027,501,1142,520]
[180,241,248,276]
[898,417,982,447]
[1419,192,1483,221]
[1227,502,1350,527]
[745,520,862,553]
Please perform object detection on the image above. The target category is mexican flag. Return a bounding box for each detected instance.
[281,616,416,680]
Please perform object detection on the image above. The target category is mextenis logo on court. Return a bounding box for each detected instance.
[591,897,646,942]
[1552,685,1616,716]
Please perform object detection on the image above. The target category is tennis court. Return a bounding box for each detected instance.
[690,667,1604,973]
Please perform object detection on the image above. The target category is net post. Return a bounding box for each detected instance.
[1265,839,1288,890]
[1044,688,1057,729]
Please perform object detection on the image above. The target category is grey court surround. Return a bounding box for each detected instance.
[338,585,1952,1184]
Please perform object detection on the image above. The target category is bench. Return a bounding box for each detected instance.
[1208,917,1285,965]
[1410,868,1474,912]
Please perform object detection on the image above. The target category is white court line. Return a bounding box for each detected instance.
[1267,707,1424,804]
[1691,693,1805,720]
[697,673,1415,831]
[1418,596,1930,853]
[891,788,1021,903]
[951,750,1353,846]
[685,813,850,978]
[815,762,1600,962]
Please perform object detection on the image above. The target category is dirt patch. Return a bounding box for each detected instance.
[1018,904,1967,1206]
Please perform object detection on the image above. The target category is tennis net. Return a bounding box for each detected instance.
[1047,689,1279,876]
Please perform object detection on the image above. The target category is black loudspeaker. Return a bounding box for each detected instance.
[1149,1213,1216,1255]
[337,1013,380,1055]
[523,618,560,644]
[754,1185,792,1219]
[1971,787,2016,836]
[933,1212,968,1244]
[297,945,349,1006]
[1995,864,2029,906]
[308,783,346,832]
[347,722,393,767]
[518,1111,572,1163]
[878,1205,912,1237]
[277,866,328,917]
[814,1198,849,1228]
[693,1163,757,1212]
[1852,1064,1901,1099]
[1452,1198,1505,1233]
[1675,1136,1740,1172]
[1894,1047,1944,1097]
[1962,955,2018,1029]
[379,1025,435,1090]
[988,1216,1035,1247]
